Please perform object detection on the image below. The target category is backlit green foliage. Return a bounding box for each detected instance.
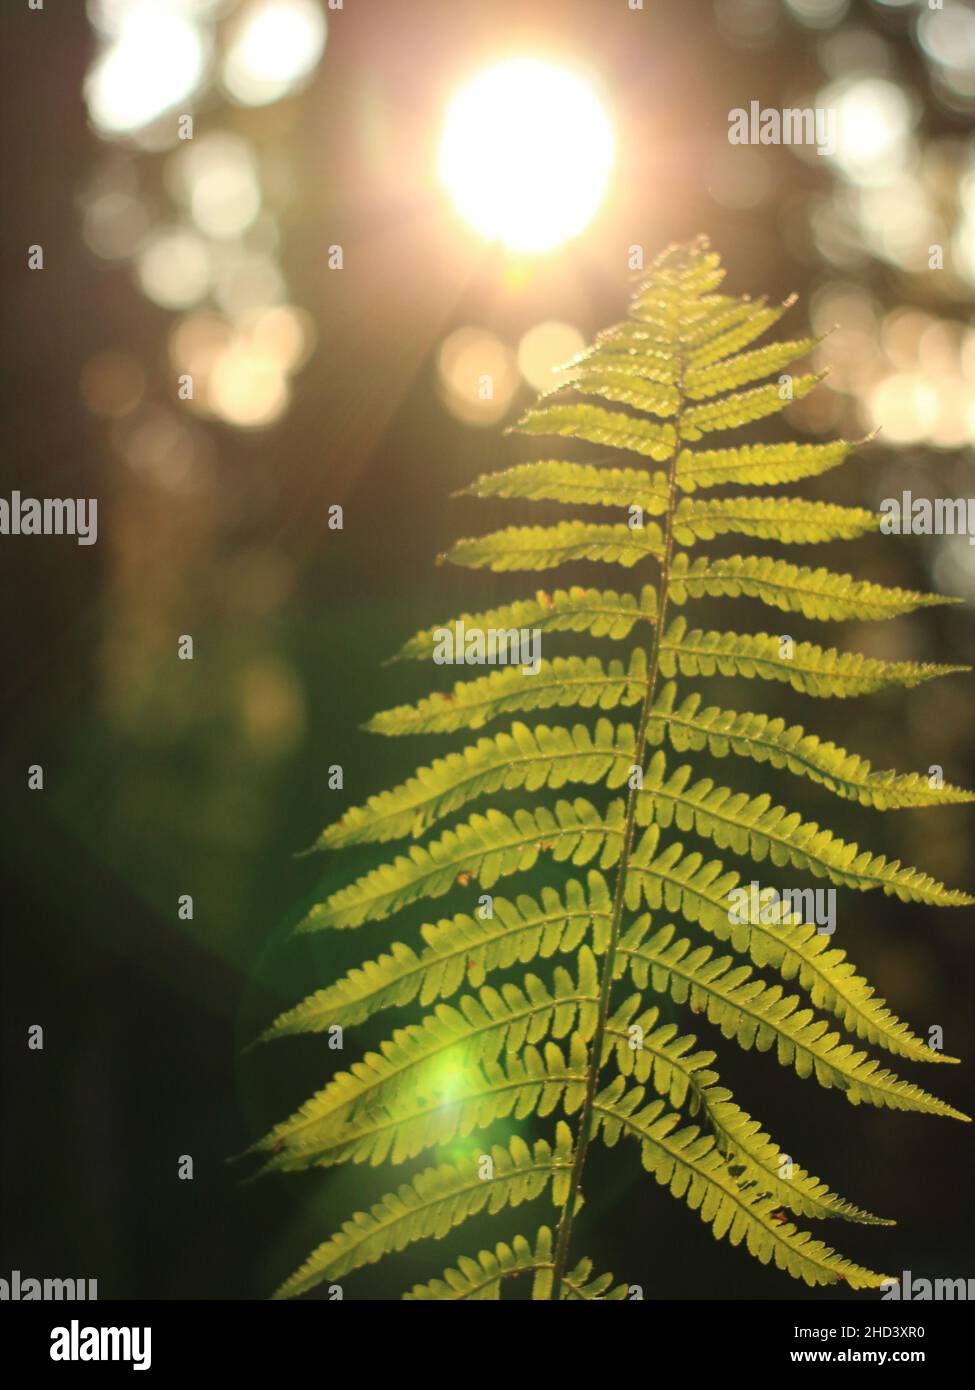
[255,239,972,1301]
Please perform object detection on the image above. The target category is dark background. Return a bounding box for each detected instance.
[1,0,973,1300]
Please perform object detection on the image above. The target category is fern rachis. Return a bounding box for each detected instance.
[254,238,973,1301]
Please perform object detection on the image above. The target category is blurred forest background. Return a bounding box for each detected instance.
[1,0,973,1300]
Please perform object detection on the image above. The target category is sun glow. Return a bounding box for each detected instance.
[438,58,614,254]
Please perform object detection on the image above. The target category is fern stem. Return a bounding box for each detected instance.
[549,349,686,1300]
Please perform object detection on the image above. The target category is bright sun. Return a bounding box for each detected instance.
[439,58,615,255]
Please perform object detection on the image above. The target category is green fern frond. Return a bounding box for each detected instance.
[402,1228,547,1301]
[594,1081,890,1289]
[639,750,973,904]
[546,369,679,418]
[650,682,975,808]
[621,832,966,1060]
[659,617,966,697]
[311,721,634,849]
[456,459,670,510]
[389,587,655,663]
[603,999,890,1225]
[514,401,677,459]
[675,438,858,491]
[668,552,956,620]
[618,924,966,1117]
[390,602,962,700]
[306,734,968,918]
[402,1226,628,1301]
[263,1036,591,1172]
[272,1127,575,1299]
[684,297,798,365]
[683,337,820,399]
[262,951,601,1161]
[366,651,648,736]
[671,497,877,545]
[441,520,663,572]
[582,326,819,405]
[262,876,612,1041]
[258,239,971,1299]
[298,800,625,931]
